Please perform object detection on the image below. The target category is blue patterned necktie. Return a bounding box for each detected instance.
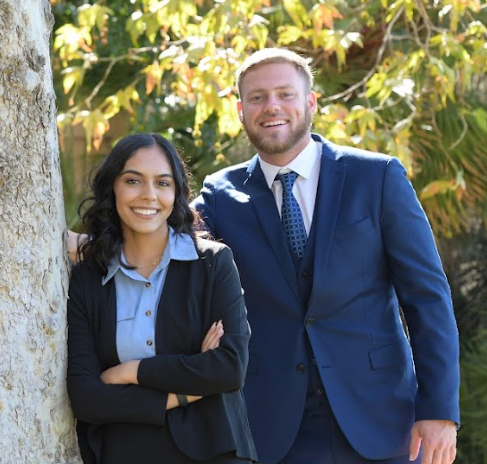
[277,171,307,258]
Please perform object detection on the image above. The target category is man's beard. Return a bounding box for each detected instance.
[242,106,312,156]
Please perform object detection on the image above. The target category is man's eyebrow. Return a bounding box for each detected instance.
[246,85,295,94]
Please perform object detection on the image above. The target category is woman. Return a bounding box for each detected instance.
[67,133,257,464]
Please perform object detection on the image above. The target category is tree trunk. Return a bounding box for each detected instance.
[0,0,80,462]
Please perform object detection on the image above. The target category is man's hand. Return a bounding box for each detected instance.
[409,420,457,464]
[67,230,87,263]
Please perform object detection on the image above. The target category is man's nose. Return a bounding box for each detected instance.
[263,95,281,113]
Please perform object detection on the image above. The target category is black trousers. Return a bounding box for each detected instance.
[101,423,253,464]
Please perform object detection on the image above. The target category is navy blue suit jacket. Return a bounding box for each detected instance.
[192,135,460,463]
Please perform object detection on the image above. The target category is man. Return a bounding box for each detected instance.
[191,48,459,464]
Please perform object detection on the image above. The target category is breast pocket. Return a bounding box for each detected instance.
[116,317,134,353]
[334,217,373,244]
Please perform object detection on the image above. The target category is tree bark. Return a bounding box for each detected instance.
[0,0,80,462]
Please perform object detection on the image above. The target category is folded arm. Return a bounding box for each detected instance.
[136,247,250,396]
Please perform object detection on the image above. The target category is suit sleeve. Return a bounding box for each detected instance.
[137,246,250,396]
[380,158,460,424]
[191,178,217,236]
[67,266,169,425]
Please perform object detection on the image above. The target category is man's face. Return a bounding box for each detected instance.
[237,62,317,165]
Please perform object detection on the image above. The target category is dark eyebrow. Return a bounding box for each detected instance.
[120,169,174,178]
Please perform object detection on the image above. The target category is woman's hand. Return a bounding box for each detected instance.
[100,360,140,385]
[201,320,224,352]
[100,321,224,409]
[166,321,224,409]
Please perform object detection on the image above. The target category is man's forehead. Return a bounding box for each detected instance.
[240,64,304,93]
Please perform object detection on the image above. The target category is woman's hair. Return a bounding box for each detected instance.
[78,133,196,272]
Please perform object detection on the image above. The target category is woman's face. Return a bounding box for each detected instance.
[113,145,176,241]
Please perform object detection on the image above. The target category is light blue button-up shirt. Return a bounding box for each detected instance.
[102,228,198,363]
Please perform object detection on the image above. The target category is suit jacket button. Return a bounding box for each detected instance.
[296,364,306,374]
[305,318,315,326]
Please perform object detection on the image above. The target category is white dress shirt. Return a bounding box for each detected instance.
[258,139,321,233]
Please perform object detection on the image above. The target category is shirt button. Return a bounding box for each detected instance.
[312,358,317,366]
[145,310,152,317]
[296,364,306,374]
[145,282,151,288]
[301,272,309,280]
[305,318,315,326]
[146,340,153,346]
[317,388,324,395]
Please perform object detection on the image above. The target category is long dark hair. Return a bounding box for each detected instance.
[78,133,196,272]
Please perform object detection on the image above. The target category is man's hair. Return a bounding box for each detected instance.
[235,48,314,96]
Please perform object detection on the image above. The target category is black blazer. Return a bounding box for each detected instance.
[67,238,257,463]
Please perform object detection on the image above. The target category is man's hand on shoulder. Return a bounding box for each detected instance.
[409,420,457,464]
[67,230,88,263]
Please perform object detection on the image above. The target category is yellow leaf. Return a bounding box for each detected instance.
[420,179,457,200]
[61,66,85,95]
[277,25,304,45]
[77,4,98,29]
[75,110,109,154]
[310,3,343,32]
[283,0,310,28]
[143,63,164,95]
[218,94,241,138]
[101,95,121,120]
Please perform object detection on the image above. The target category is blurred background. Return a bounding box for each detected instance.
[50,1,487,462]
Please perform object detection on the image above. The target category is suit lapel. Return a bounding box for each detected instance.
[244,157,301,299]
[309,141,346,307]
[99,279,120,366]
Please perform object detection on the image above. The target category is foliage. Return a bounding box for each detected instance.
[52,3,487,462]
[439,220,487,464]
[50,0,487,236]
[457,330,487,464]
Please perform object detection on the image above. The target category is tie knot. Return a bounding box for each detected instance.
[277,171,298,191]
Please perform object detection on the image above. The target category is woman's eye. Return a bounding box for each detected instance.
[126,179,140,185]
[158,181,169,187]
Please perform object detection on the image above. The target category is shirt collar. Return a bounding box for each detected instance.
[258,139,320,189]
[102,227,198,285]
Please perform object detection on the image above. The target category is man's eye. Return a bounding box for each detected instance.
[250,95,263,102]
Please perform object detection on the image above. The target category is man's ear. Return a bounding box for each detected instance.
[237,100,244,122]
[307,91,318,116]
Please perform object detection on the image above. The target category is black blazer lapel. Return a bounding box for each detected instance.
[98,279,120,367]
[244,157,301,300]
